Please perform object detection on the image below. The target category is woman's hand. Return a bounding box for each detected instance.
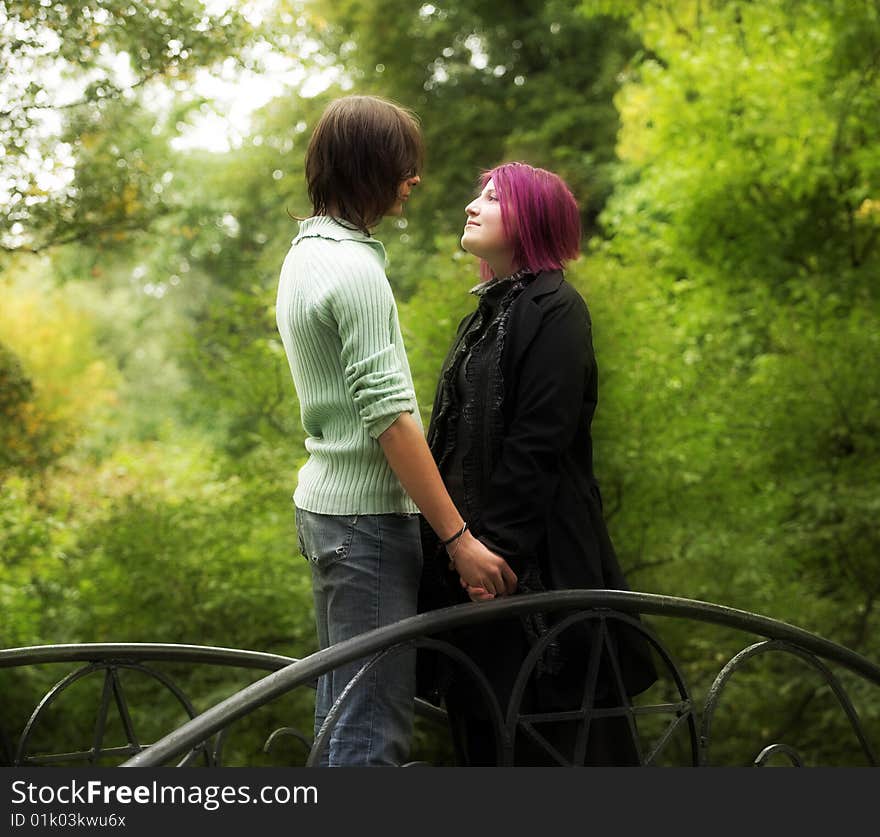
[460,578,498,602]
[449,531,517,596]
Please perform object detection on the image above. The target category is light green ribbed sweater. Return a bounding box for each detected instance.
[275,215,421,514]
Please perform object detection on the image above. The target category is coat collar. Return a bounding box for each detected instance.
[500,269,566,373]
[469,268,564,300]
[521,269,564,301]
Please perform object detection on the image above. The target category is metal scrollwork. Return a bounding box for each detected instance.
[700,639,878,767]
[1,593,878,768]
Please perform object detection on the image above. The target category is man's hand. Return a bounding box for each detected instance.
[449,532,517,596]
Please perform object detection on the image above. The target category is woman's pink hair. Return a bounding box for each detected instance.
[479,162,581,280]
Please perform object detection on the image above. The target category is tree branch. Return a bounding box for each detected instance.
[0,69,165,119]
[1,210,171,255]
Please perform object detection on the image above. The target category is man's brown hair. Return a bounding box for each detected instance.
[305,95,424,233]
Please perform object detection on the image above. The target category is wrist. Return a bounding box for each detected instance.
[439,520,468,547]
[445,528,470,570]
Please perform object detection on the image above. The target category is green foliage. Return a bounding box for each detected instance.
[0,1,262,253]
[0,477,62,648]
[0,343,39,470]
[0,264,120,470]
[601,0,880,286]
[573,0,880,760]
[396,236,480,410]
[0,437,318,765]
[585,0,880,633]
[2,0,879,767]
[308,0,639,242]
[52,448,309,650]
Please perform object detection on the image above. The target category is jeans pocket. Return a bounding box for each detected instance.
[294,506,307,557]
[296,508,359,570]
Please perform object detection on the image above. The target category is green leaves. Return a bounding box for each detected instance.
[0,0,256,253]
[307,0,638,241]
[583,1,880,706]
[604,0,880,291]
[3,0,879,765]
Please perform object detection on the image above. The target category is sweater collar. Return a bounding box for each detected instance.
[293,215,387,262]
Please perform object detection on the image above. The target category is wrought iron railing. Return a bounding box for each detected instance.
[0,644,301,767]
[2,592,878,767]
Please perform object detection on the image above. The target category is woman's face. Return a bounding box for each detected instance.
[461,179,515,273]
[385,174,421,217]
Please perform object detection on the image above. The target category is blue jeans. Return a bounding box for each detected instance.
[295,508,422,766]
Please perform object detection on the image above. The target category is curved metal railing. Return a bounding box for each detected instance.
[0,644,302,767]
[2,592,878,767]
[124,591,880,766]
[0,642,445,766]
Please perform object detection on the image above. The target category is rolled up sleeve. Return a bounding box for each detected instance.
[333,262,416,438]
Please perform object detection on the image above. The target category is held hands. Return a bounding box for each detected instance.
[460,579,497,602]
[446,530,517,599]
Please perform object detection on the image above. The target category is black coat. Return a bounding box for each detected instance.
[419,270,657,717]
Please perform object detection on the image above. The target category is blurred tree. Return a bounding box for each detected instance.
[0,265,118,473]
[151,91,329,457]
[0,0,260,252]
[595,0,880,293]
[3,0,879,767]
[308,0,640,247]
[573,0,880,756]
[0,341,39,471]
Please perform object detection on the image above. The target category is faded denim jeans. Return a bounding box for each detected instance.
[295,508,422,766]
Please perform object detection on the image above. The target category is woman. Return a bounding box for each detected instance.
[419,162,657,766]
[275,96,517,767]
